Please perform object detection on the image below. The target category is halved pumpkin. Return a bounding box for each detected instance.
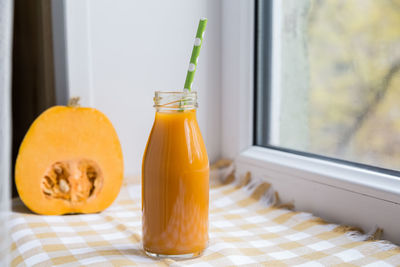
[15,98,124,215]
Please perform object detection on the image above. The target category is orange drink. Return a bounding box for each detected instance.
[142,91,209,258]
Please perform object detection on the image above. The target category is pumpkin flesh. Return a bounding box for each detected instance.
[15,106,124,215]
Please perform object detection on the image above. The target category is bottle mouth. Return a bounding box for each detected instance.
[154,91,198,111]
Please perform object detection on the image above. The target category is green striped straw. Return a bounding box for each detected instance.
[184,17,207,92]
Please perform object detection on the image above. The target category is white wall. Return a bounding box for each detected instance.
[56,0,222,175]
[221,0,254,159]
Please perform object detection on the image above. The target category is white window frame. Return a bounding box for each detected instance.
[221,0,400,244]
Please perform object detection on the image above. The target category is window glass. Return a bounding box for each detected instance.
[256,0,400,172]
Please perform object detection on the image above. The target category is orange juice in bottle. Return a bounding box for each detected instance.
[142,91,209,259]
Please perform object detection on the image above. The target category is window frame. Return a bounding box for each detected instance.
[221,0,400,244]
[254,0,400,179]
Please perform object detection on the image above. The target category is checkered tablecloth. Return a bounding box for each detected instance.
[10,161,400,266]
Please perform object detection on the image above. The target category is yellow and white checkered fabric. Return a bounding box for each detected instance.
[11,163,400,266]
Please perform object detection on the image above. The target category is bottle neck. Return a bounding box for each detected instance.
[154,91,198,112]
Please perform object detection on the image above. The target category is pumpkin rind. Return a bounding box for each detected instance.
[15,106,124,215]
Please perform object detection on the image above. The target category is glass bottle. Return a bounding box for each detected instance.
[142,91,209,259]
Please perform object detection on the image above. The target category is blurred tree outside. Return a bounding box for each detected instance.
[306,0,400,170]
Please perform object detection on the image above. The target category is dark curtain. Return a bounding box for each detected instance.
[12,0,56,197]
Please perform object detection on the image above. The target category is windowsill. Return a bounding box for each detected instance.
[237,146,400,204]
[235,146,400,244]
